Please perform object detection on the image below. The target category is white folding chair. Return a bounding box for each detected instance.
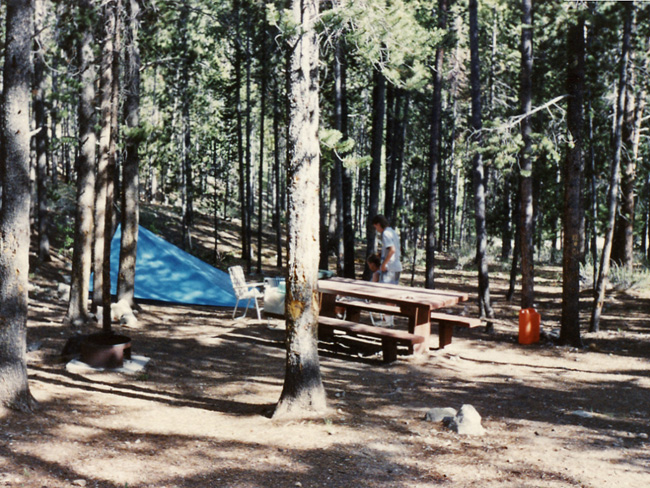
[228,266,264,320]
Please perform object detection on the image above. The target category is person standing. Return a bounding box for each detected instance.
[372,214,402,285]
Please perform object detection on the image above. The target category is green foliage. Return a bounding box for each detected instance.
[322,0,440,88]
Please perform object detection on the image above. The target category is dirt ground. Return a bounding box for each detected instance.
[1,247,649,488]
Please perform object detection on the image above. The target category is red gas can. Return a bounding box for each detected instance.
[518,308,540,344]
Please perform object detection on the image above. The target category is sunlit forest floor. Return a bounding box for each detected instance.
[2,200,649,487]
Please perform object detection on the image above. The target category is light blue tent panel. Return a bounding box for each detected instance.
[106,225,237,307]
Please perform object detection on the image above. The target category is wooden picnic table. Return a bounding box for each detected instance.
[317,277,469,354]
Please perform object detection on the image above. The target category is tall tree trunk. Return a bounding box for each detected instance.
[319,161,330,270]
[118,0,142,306]
[393,92,409,217]
[180,0,193,250]
[92,0,118,313]
[102,0,121,332]
[34,0,50,262]
[612,21,647,268]
[65,0,98,326]
[330,37,347,276]
[560,15,585,347]
[327,149,343,273]
[257,28,267,275]
[0,0,36,412]
[519,0,535,310]
[274,0,326,419]
[364,68,385,280]
[245,17,253,273]
[425,0,447,289]
[469,0,493,318]
[338,42,355,279]
[234,0,248,265]
[587,98,598,291]
[384,86,398,222]
[591,3,633,333]
[273,79,283,268]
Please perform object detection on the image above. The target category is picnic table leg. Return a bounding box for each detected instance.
[438,323,453,349]
[319,292,338,318]
[403,304,430,355]
[381,338,398,363]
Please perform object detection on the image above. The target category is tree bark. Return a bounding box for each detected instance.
[273,79,283,269]
[234,0,248,265]
[338,43,356,279]
[102,0,121,332]
[118,0,142,306]
[65,0,98,326]
[612,21,647,268]
[560,15,585,347]
[180,0,193,250]
[591,3,633,332]
[257,27,267,275]
[92,0,118,313]
[425,0,447,289]
[384,86,398,222]
[0,0,36,412]
[519,0,535,310]
[34,0,50,263]
[469,0,493,318]
[364,68,385,280]
[274,0,326,419]
[245,16,253,272]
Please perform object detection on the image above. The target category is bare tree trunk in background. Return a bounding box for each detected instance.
[330,36,347,276]
[234,0,248,266]
[384,85,396,221]
[392,91,408,219]
[180,0,193,250]
[93,0,118,313]
[274,0,326,419]
[587,98,598,291]
[102,0,121,332]
[0,0,36,412]
[591,3,633,333]
[469,0,494,318]
[338,41,356,279]
[364,69,385,280]
[426,0,447,289]
[613,22,647,269]
[34,0,50,263]
[257,27,267,275]
[245,17,253,273]
[273,80,283,269]
[118,0,142,307]
[560,15,585,348]
[65,0,98,326]
[519,0,535,310]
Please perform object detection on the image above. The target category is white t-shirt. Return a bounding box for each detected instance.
[381,227,402,272]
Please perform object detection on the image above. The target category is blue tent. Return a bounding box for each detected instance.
[106,225,237,307]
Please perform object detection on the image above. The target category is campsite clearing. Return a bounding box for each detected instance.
[4,244,649,488]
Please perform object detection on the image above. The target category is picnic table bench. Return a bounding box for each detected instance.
[334,299,483,349]
[318,278,470,354]
[318,315,424,363]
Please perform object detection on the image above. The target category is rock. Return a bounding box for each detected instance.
[120,312,139,328]
[449,404,486,436]
[424,407,457,422]
[111,298,133,322]
[570,410,594,418]
[73,480,87,487]
[57,282,71,301]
